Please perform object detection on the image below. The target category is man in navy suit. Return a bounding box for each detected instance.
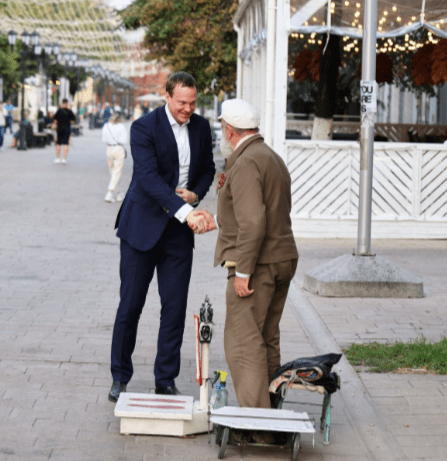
[109,72,215,402]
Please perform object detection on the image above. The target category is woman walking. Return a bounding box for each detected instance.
[101,113,127,202]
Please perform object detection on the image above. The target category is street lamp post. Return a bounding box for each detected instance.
[88,64,102,129]
[41,43,60,115]
[110,72,116,106]
[44,43,52,115]
[76,58,87,123]
[33,40,43,130]
[104,69,110,105]
[89,65,97,129]
[63,51,69,100]
[69,51,80,121]
[97,66,105,105]
[8,30,35,151]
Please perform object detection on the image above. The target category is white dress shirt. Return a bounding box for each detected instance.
[165,105,194,222]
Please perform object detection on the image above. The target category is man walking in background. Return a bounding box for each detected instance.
[53,99,75,164]
[109,71,215,402]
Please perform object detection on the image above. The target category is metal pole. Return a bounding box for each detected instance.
[90,73,95,129]
[356,0,378,255]
[45,56,49,116]
[18,48,27,151]
[76,67,80,123]
[199,343,209,409]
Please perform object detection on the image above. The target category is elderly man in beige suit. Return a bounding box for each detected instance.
[191,99,298,411]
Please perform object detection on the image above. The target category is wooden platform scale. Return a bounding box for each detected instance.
[114,392,209,436]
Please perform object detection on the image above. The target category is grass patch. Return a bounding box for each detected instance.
[344,336,447,374]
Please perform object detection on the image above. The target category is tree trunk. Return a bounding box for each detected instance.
[416,90,422,125]
[424,93,430,124]
[311,34,341,140]
[312,117,334,139]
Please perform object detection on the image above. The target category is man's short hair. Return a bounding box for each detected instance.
[166,71,198,96]
[62,98,69,104]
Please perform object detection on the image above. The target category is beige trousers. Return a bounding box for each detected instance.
[224,258,298,408]
[106,145,125,191]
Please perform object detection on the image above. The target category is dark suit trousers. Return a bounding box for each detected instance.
[111,218,193,388]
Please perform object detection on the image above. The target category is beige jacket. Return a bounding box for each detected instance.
[214,134,298,274]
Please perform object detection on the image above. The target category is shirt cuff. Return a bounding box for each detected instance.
[175,203,194,223]
[235,271,250,278]
[214,214,219,230]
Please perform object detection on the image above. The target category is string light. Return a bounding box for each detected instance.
[0,0,127,62]
[290,2,442,57]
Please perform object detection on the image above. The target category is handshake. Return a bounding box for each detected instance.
[186,209,217,234]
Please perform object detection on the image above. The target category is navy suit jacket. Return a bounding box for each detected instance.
[116,106,215,251]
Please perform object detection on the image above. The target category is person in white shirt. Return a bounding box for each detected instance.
[101,113,128,202]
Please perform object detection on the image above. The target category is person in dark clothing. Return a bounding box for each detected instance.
[11,110,31,148]
[53,99,75,164]
[102,103,112,125]
[37,110,45,132]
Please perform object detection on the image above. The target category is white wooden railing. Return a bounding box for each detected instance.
[285,140,447,239]
[286,119,447,143]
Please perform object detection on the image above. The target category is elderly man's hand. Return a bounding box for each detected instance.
[176,188,198,204]
[186,211,207,233]
[234,276,254,297]
[192,209,217,233]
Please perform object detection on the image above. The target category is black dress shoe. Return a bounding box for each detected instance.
[108,380,127,402]
[155,386,181,395]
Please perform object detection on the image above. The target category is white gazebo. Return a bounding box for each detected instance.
[233,0,447,239]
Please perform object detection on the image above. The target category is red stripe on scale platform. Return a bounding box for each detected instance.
[114,393,195,421]
[130,398,188,404]
[128,404,186,410]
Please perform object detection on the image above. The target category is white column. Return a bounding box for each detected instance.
[234,24,243,99]
[264,0,277,147]
[273,0,289,160]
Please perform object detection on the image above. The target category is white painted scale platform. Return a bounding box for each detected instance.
[211,406,315,435]
[114,393,209,436]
